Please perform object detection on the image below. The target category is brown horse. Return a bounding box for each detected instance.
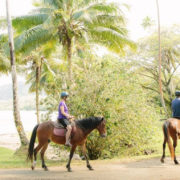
[27,116,106,172]
[161,118,180,164]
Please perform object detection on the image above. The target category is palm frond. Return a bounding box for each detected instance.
[94,14,126,27]
[72,2,118,20]
[87,3,118,13]
[42,0,63,9]
[14,24,56,54]
[30,7,53,14]
[89,26,136,55]
[13,14,49,33]
[86,15,128,36]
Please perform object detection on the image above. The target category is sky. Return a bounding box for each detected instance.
[0,0,180,85]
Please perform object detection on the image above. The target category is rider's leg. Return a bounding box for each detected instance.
[65,125,72,146]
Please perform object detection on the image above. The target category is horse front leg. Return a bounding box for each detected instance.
[66,145,77,172]
[82,144,93,170]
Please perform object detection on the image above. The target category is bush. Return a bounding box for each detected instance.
[42,56,162,159]
[68,57,161,159]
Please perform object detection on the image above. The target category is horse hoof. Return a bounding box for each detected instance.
[66,165,72,172]
[174,160,179,165]
[160,159,164,163]
[44,167,49,171]
[31,166,34,170]
[87,165,94,170]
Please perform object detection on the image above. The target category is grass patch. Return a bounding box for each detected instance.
[0,147,64,169]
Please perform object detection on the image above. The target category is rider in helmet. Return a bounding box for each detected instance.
[58,92,74,147]
[171,91,180,119]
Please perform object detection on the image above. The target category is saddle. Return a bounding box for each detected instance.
[53,120,76,137]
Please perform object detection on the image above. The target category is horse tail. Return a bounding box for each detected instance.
[27,124,39,161]
[163,121,174,159]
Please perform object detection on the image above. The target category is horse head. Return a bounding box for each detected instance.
[96,117,107,138]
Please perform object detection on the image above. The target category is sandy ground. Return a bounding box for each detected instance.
[0,157,180,180]
[1,134,180,180]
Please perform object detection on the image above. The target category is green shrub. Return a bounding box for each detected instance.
[42,56,162,159]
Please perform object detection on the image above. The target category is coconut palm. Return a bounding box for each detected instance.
[12,0,135,88]
[25,52,56,123]
[25,54,43,124]
[19,38,57,124]
[6,0,28,146]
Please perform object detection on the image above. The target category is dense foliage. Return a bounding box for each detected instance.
[41,55,162,159]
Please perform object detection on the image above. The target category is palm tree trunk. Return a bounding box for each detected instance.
[35,65,40,124]
[67,39,72,87]
[156,0,167,116]
[6,0,28,146]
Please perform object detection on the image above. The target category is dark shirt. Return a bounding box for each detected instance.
[172,98,180,118]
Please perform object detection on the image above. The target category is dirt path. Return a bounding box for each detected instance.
[0,157,180,180]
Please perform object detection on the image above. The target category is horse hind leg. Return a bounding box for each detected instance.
[40,142,49,171]
[31,143,44,170]
[161,138,166,163]
[173,135,179,165]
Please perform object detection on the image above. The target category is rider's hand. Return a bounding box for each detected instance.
[66,115,71,119]
[69,116,75,121]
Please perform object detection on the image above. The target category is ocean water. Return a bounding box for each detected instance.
[0,111,57,134]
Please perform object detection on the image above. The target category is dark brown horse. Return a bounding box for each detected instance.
[161,118,180,164]
[27,117,106,172]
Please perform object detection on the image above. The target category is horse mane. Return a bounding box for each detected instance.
[76,116,103,130]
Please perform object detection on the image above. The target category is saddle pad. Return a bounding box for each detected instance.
[53,128,66,137]
[53,121,64,128]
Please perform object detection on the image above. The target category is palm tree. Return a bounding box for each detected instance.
[12,0,135,88]
[156,0,167,115]
[25,55,43,124]
[24,48,57,124]
[6,0,28,146]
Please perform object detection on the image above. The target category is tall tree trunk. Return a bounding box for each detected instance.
[67,39,72,88]
[156,0,167,116]
[6,0,28,146]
